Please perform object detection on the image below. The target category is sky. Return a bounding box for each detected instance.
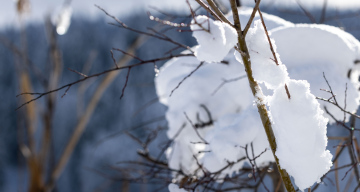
[1,0,360,28]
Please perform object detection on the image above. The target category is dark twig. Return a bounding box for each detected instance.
[212,75,246,95]
[295,0,317,23]
[341,163,356,181]
[61,86,71,98]
[317,98,360,120]
[257,6,291,99]
[343,83,348,123]
[16,53,193,110]
[243,0,261,36]
[67,68,88,78]
[95,5,193,52]
[110,50,119,68]
[205,0,232,25]
[193,0,224,23]
[316,73,360,120]
[120,67,131,99]
[113,48,143,62]
[319,0,328,23]
[257,7,278,65]
[184,112,209,144]
[285,84,291,99]
[169,62,204,97]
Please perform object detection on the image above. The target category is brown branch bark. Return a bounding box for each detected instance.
[243,0,261,36]
[205,0,232,25]
[229,0,296,191]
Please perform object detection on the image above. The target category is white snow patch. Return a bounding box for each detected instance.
[191,15,237,62]
[270,24,360,122]
[245,20,289,89]
[268,80,332,190]
[168,183,187,192]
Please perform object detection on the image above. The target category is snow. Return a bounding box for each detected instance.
[203,106,274,170]
[243,20,289,89]
[244,20,333,190]
[226,6,294,31]
[54,5,72,35]
[190,15,237,62]
[270,24,360,123]
[156,7,360,191]
[268,80,333,190]
[168,183,187,192]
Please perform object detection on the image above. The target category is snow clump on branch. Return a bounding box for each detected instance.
[238,20,332,190]
[190,15,237,62]
[155,7,360,192]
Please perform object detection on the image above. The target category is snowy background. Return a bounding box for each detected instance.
[2,0,360,191]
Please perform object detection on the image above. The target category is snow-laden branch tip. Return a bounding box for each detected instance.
[155,7,360,191]
[190,15,237,63]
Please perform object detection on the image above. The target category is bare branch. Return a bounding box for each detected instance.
[16,53,193,110]
[295,0,317,23]
[67,68,88,78]
[95,5,193,52]
[169,61,204,97]
[212,75,246,95]
[243,0,261,36]
[120,67,131,99]
[184,112,209,144]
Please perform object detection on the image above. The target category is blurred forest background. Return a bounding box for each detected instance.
[2,0,360,191]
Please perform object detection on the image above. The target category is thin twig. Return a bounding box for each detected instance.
[110,50,119,68]
[67,68,88,78]
[205,0,232,25]
[16,53,193,110]
[184,112,209,144]
[169,61,204,97]
[257,7,278,65]
[212,75,246,95]
[194,0,223,22]
[295,0,317,23]
[243,0,261,36]
[319,0,328,23]
[120,67,131,99]
[95,5,193,52]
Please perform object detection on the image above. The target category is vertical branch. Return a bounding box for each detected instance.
[295,0,317,23]
[40,16,64,184]
[236,0,241,7]
[15,1,43,191]
[229,0,296,191]
[257,4,291,98]
[257,7,278,65]
[319,0,328,23]
[348,116,360,185]
[45,34,147,192]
